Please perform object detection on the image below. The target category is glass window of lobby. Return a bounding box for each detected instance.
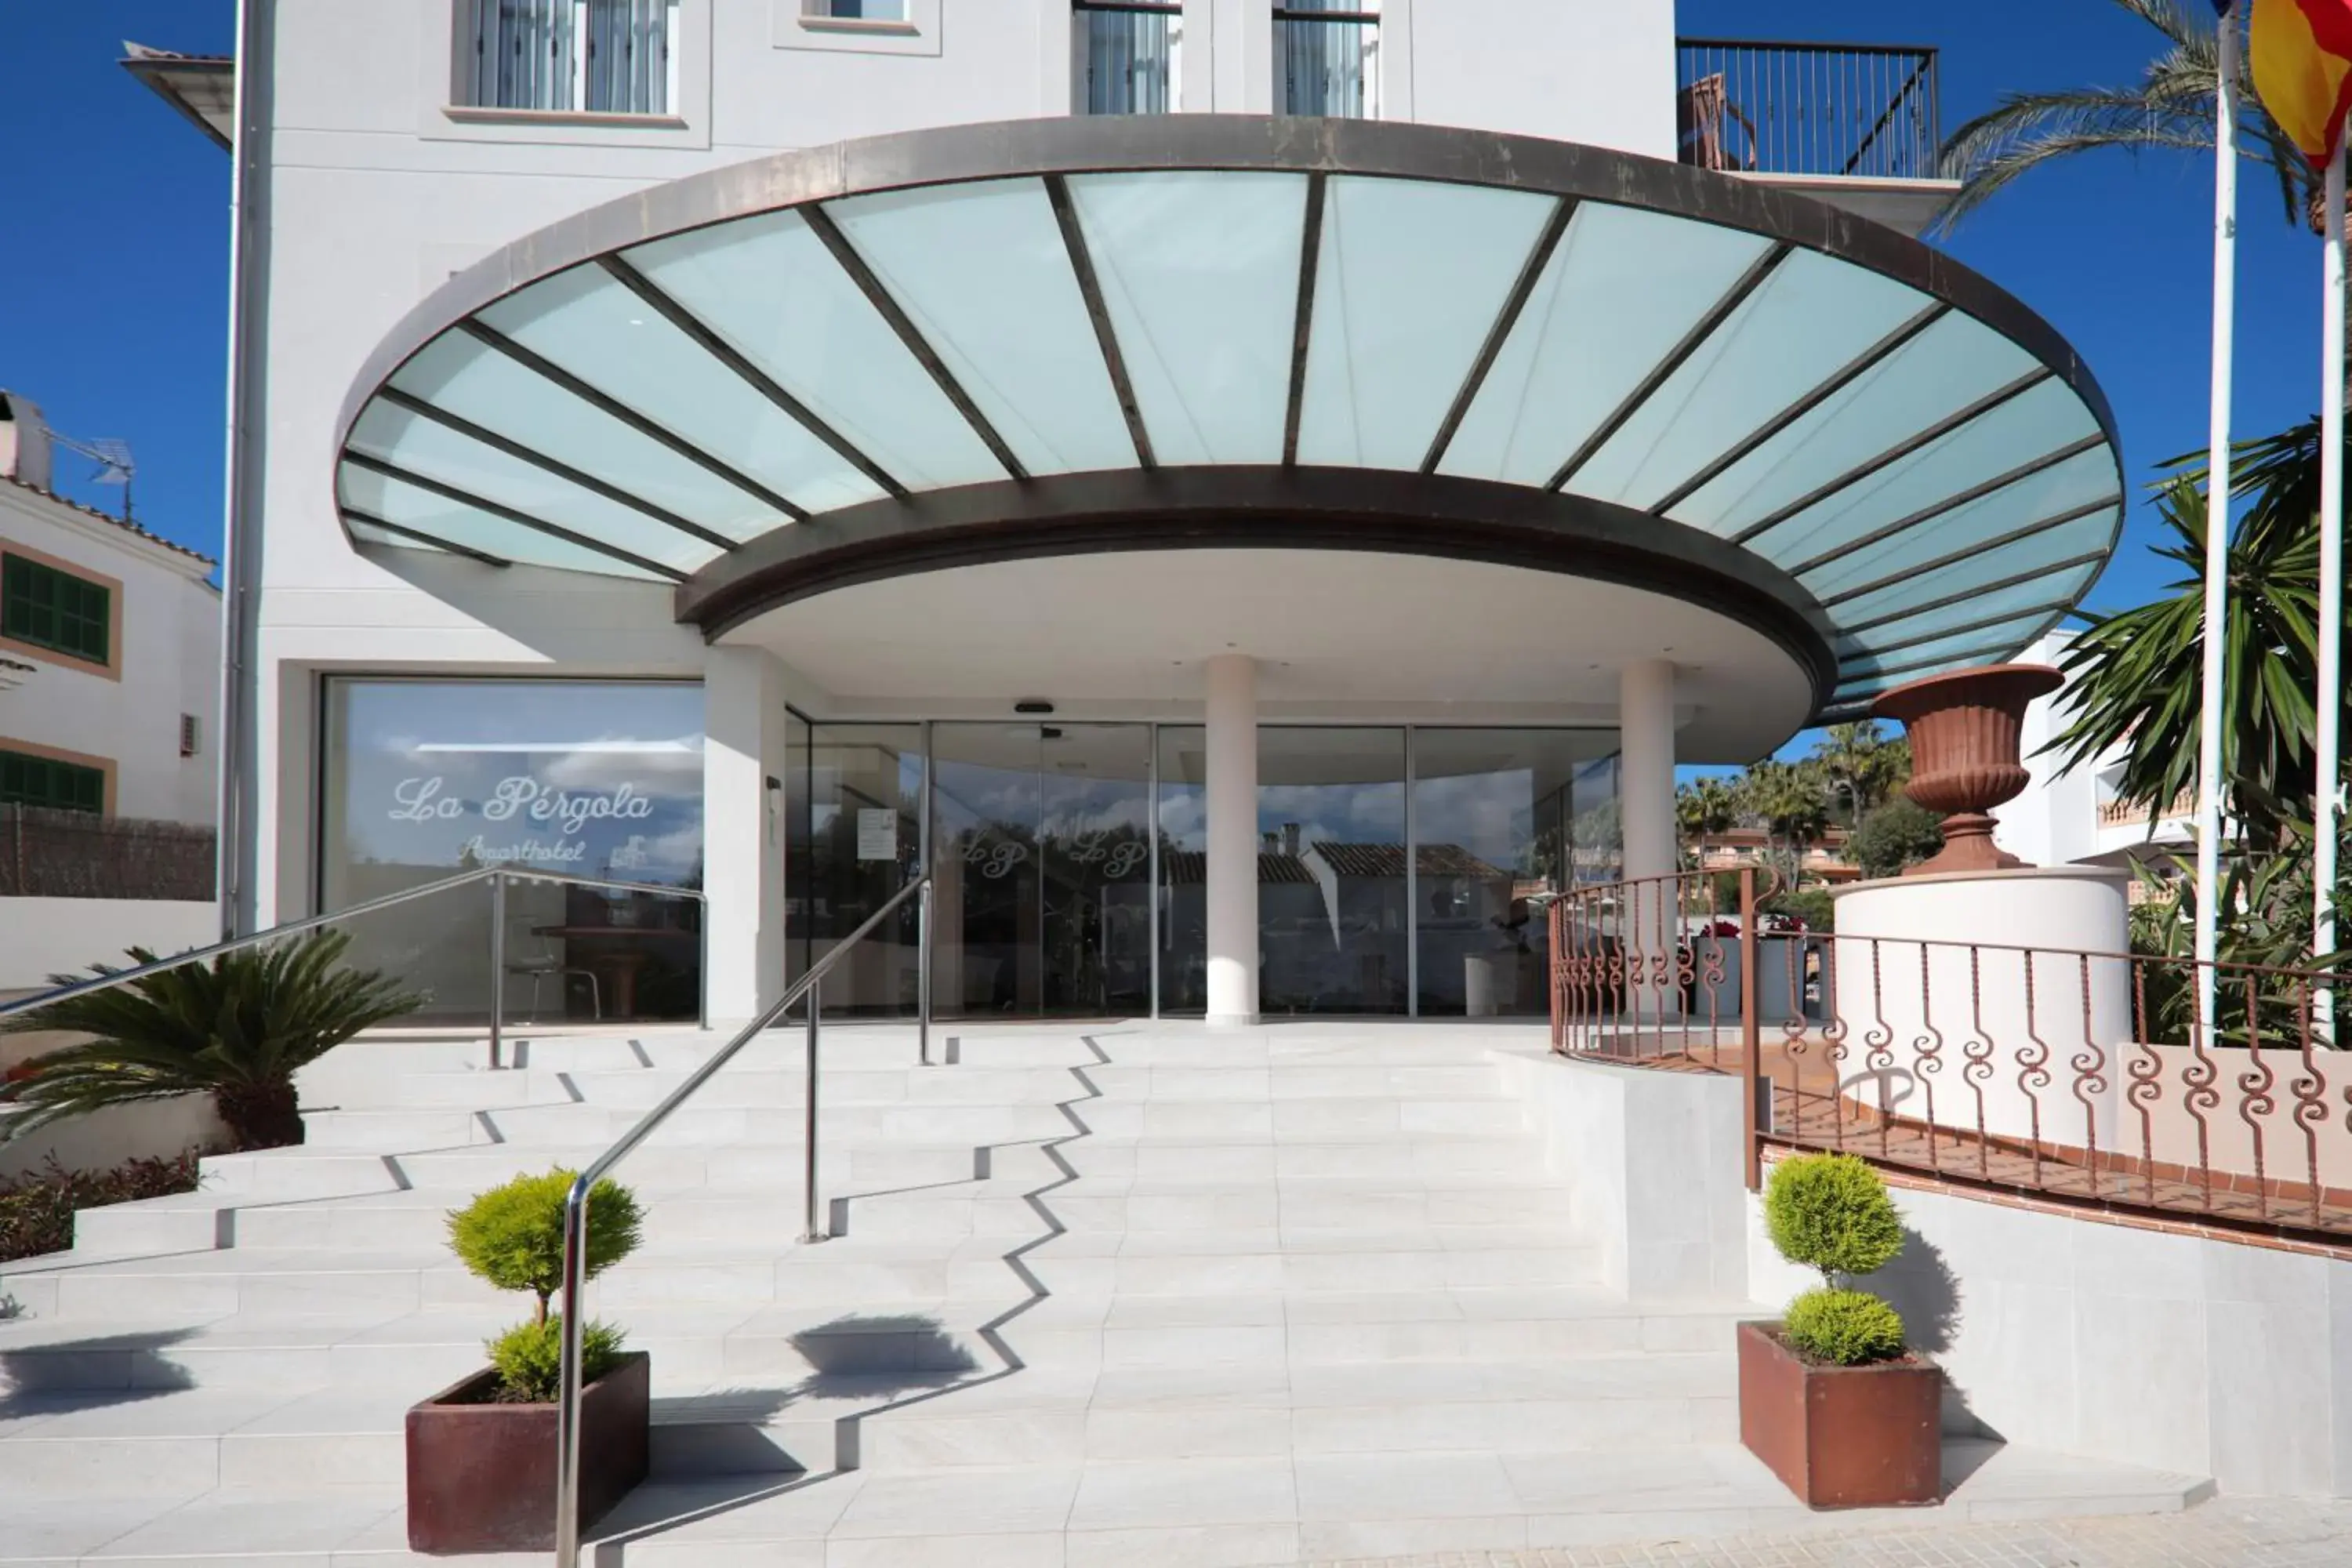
[320,679,705,1025]
[460,0,679,116]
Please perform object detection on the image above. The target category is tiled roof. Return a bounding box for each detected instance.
[1309,842,1508,881]
[0,474,218,570]
[1160,851,1316,887]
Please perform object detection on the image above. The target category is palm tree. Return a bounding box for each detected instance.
[2051,431,2341,848]
[0,929,422,1152]
[1677,777,1740,867]
[1738,760,1835,890]
[1935,0,2314,237]
[1809,722,1911,824]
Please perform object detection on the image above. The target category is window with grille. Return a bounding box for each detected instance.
[2,553,111,666]
[462,0,680,115]
[0,750,105,814]
[1075,2,1179,115]
[1276,1,1379,119]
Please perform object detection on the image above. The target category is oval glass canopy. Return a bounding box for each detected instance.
[334,118,2121,723]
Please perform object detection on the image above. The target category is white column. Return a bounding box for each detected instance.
[702,646,786,1026]
[1205,653,1259,1026]
[1618,659,1678,884]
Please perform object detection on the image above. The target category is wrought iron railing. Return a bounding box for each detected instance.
[1676,38,1941,182]
[1550,870,2352,1243]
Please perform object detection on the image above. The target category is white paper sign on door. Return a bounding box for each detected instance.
[856,809,898,862]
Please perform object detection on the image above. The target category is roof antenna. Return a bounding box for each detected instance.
[48,430,136,522]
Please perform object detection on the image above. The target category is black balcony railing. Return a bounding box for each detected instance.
[1676,38,1941,183]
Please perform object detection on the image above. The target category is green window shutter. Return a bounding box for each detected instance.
[0,750,106,813]
[0,554,111,666]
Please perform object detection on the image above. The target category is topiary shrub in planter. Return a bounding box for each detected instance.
[1740,1152,1942,1508]
[407,1169,648,1554]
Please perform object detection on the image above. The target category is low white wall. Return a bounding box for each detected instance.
[1745,1163,2352,1496]
[1492,1046,1748,1299]
[0,1094,225,1183]
[0,897,217,993]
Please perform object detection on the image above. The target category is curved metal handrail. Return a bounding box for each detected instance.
[0,866,709,1065]
[552,874,934,1566]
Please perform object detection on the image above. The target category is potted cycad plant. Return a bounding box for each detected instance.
[1740,1152,1940,1508]
[407,1169,648,1553]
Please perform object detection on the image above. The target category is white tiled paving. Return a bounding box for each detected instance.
[0,1021,2212,1564]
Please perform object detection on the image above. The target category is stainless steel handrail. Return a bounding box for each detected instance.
[552,873,934,1566]
[0,866,710,1068]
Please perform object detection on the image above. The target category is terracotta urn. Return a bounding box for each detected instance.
[1871,663,2062,877]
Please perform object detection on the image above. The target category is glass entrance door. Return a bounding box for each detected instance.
[931,724,1152,1018]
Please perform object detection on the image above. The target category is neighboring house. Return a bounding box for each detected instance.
[0,390,220,826]
[1999,630,2198,884]
[1693,826,1861,884]
[139,5,2119,1033]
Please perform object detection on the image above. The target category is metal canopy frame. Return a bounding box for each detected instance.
[331,114,2123,722]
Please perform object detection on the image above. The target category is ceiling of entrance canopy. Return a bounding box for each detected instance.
[332,118,2122,722]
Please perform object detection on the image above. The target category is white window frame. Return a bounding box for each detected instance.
[457,0,682,116]
[429,0,709,147]
[775,0,940,55]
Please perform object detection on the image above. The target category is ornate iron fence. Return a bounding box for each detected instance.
[1676,38,1941,182]
[1549,870,2352,1244]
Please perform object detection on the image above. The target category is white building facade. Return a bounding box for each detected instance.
[180,2,2118,1029]
[1998,629,2196,877]
[0,392,219,827]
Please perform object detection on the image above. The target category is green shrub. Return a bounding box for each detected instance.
[0,1152,201,1264]
[1765,1152,1904,1286]
[1850,799,1945,880]
[1782,1287,1907,1367]
[485,1316,626,1403]
[1763,887,1835,933]
[447,1169,642,1327]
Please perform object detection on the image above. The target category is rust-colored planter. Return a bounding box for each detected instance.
[405,1352,649,1554]
[1737,1322,1941,1508]
[1871,663,2063,877]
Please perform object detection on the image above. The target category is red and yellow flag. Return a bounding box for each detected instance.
[2252,0,2352,168]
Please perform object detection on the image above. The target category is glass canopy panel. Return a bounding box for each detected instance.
[345,517,458,556]
[1439,202,1775,488]
[1800,448,2122,601]
[1566,249,1926,512]
[1668,312,2044,537]
[1296,176,1557,470]
[336,464,665,579]
[1830,507,2116,627]
[345,403,720,576]
[1835,566,2095,656]
[1750,378,2100,566]
[827,179,1136,477]
[1065,171,1305,466]
[386,330,796,543]
[474,266,886,521]
[623,209,1007,490]
[1832,612,2058,677]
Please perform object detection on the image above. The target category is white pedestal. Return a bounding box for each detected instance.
[1830,866,2131,1153]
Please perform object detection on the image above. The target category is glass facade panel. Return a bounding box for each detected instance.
[931,724,1152,1018]
[318,679,705,1025]
[1412,729,1617,1017]
[784,722,925,1016]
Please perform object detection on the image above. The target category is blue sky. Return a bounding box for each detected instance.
[0,2,2325,622]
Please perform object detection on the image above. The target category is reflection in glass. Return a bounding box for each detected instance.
[786,722,924,1016]
[1412,730,1618,1016]
[932,724,1152,1018]
[318,679,705,1024]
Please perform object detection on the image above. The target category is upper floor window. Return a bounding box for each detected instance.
[1276,1,1378,119]
[462,0,680,116]
[1076,2,1179,115]
[0,749,105,815]
[2,552,111,668]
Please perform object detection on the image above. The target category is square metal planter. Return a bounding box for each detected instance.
[405,1350,650,1553]
[1737,1321,1940,1508]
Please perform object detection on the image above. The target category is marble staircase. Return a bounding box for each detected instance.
[0,1021,2212,1566]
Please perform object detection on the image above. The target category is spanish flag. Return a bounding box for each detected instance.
[2252,0,2352,168]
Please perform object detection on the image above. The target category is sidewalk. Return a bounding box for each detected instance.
[1300,1496,2352,1567]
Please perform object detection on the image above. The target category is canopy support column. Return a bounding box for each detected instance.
[1206,653,1260,1027]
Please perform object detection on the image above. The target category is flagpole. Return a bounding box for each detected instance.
[2317,140,2345,1022]
[2195,4,2240,1043]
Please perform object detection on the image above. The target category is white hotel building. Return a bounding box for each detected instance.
[162,2,2122,1029]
